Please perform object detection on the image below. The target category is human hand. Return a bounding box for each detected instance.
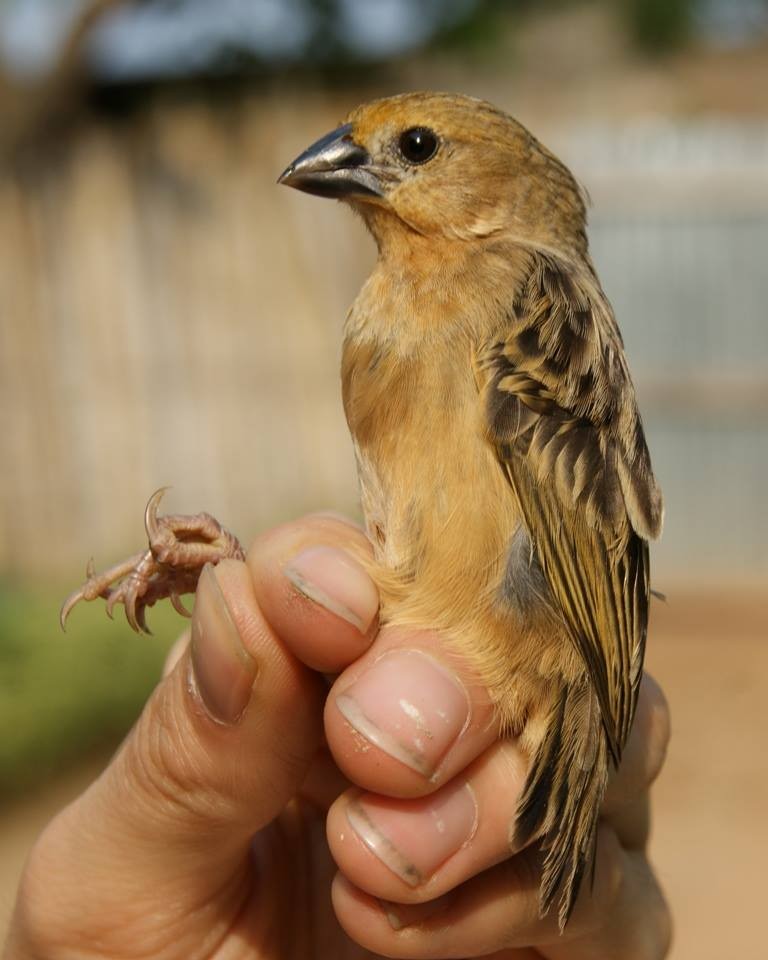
[4,515,671,960]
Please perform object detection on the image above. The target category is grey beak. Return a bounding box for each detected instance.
[278,123,383,200]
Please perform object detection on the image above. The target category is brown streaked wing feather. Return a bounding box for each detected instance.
[483,250,660,759]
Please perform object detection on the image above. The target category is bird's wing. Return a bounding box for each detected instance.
[479,250,663,760]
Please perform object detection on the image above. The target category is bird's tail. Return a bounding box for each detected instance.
[513,678,609,931]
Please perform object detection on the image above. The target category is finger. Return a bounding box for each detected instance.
[602,673,670,849]
[327,677,671,904]
[247,513,380,673]
[327,737,528,904]
[324,626,500,800]
[604,673,670,810]
[606,793,651,853]
[333,826,671,960]
[300,746,353,811]
[20,559,324,954]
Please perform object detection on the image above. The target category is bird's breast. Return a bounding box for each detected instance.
[341,327,519,630]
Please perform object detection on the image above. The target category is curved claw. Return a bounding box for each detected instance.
[144,486,171,544]
[135,602,152,635]
[124,587,142,634]
[59,589,85,632]
[62,491,242,636]
[170,592,192,618]
[105,589,121,622]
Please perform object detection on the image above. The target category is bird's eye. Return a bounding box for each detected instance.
[398,127,439,165]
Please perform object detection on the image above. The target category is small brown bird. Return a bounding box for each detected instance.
[280,92,663,926]
[63,92,662,928]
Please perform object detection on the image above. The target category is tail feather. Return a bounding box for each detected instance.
[513,680,609,930]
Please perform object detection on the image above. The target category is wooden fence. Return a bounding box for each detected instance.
[1,95,766,585]
[0,92,370,578]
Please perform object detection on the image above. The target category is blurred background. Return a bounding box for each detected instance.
[0,0,766,955]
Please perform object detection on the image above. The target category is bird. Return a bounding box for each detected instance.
[62,92,662,929]
[278,92,663,928]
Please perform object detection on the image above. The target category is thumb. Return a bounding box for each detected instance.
[21,559,323,953]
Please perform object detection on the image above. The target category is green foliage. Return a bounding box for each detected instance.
[431,0,509,54]
[622,0,691,53]
[0,583,177,801]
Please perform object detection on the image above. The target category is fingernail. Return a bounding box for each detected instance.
[190,563,257,724]
[284,546,378,634]
[379,892,456,931]
[347,781,478,887]
[336,650,470,777]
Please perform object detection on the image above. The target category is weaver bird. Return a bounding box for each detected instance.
[62,92,662,929]
[278,92,663,927]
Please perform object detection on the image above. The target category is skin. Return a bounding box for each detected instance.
[4,515,671,960]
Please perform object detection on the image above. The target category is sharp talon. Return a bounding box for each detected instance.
[144,486,171,542]
[125,593,141,633]
[170,592,192,618]
[63,492,242,635]
[59,590,83,631]
[136,604,152,635]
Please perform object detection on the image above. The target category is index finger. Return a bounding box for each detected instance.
[246,513,380,673]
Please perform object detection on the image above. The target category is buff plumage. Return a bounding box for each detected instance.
[282,92,662,926]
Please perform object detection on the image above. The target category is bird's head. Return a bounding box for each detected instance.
[279,92,587,255]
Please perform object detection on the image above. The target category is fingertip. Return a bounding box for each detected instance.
[285,545,378,636]
[604,672,671,815]
[306,510,367,533]
[325,629,497,799]
[331,873,394,955]
[247,515,380,673]
[251,512,373,559]
[331,871,366,925]
[639,673,672,786]
[189,561,258,725]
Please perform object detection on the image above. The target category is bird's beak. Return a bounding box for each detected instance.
[278,123,384,200]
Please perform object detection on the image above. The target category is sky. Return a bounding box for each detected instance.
[0,0,478,82]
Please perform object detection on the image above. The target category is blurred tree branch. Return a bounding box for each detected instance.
[0,0,134,159]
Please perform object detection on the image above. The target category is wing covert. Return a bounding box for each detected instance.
[482,251,662,759]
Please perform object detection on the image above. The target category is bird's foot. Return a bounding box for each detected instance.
[60,488,245,634]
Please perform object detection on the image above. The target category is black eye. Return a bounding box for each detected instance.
[398,127,439,165]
